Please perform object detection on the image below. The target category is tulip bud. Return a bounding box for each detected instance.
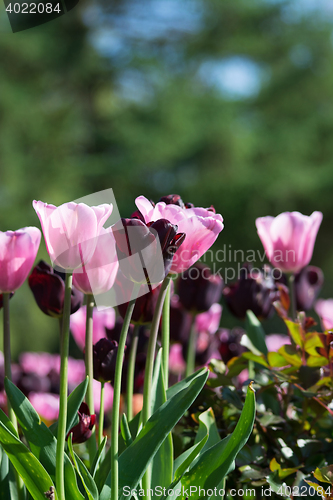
[159,194,185,208]
[177,263,223,313]
[66,402,96,444]
[217,328,246,362]
[223,263,277,320]
[169,296,192,344]
[112,218,185,284]
[93,338,118,384]
[29,261,84,318]
[295,266,324,311]
[118,285,161,325]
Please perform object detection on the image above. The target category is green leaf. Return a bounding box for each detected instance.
[267,352,288,368]
[313,465,333,484]
[151,349,173,491]
[170,407,220,492]
[4,379,84,500]
[242,352,269,367]
[91,437,107,480]
[226,356,249,378]
[97,412,141,492]
[120,414,133,448]
[49,377,88,438]
[304,333,324,356]
[68,434,99,500]
[165,370,204,401]
[245,310,268,356]
[100,367,209,500]
[285,320,303,347]
[0,410,58,500]
[306,356,328,367]
[173,437,208,485]
[0,446,18,500]
[278,345,302,367]
[179,383,256,500]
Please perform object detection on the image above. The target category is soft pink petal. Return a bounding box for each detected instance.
[33,200,113,270]
[29,392,59,421]
[196,303,222,334]
[256,211,322,274]
[73,227,119,295]
[0,227,41,292]
[315,299,333,331]
[70,306,115,350]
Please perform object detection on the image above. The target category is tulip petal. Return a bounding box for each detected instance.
[0,227,41,293]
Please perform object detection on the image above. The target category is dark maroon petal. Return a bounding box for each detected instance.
[159,194,185,208]
[178,263,223,313]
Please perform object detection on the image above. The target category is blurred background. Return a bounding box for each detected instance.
[0,0,333,357]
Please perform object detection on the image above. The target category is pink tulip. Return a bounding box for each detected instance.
[20,352,58,377]
[73,227,119,295]
[195,303,222,335]
[315,299,333,331]
[135,196,224,274]
[70,306,116,350]
[0,227,41,293]
[169,343,186,375]
[33,200,113,270]
[265,334,291,352]
[255,211,322,274]
[29,392,60,422]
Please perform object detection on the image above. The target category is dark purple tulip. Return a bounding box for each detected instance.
[177,263,223,313]
[112,218,185,285]
[169,296,192,344]
[223,263,277,320]
[217,328,246,363]
[67,402,96,444]
[159,194,185,208]
[93,338,118,384]
[28,261,84,318]
[106,317,134,344]
[118,285,161,325]
[295,266,324,311]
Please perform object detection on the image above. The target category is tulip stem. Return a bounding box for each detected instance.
[111,283,139,500]
[3,293,25,500]
[141,275,171,500]
[56,272,73,500]
[161,280,171,389]
[288,274,297,321]
[185,315,197,377]
[3,293,17,428]
[126,324,140,422]
[98,382,105,447]
[85,294,97,466]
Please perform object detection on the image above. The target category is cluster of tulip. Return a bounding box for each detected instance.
[0,194,328,500]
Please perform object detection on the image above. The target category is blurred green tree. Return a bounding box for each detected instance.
[1,0,333,354]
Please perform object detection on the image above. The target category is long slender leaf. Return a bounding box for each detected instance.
[91,437,107,479]
[4,378,84,500]
[245,310,268,356]
[179,383,256,500]
[49,377,89,438]
[68,434,99,500]
[96,411,141,493]
[0,413,58,500]
[100,367,209,500]
[151,349,173,491]
[0,445,18,500]
[121,414,133,448]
